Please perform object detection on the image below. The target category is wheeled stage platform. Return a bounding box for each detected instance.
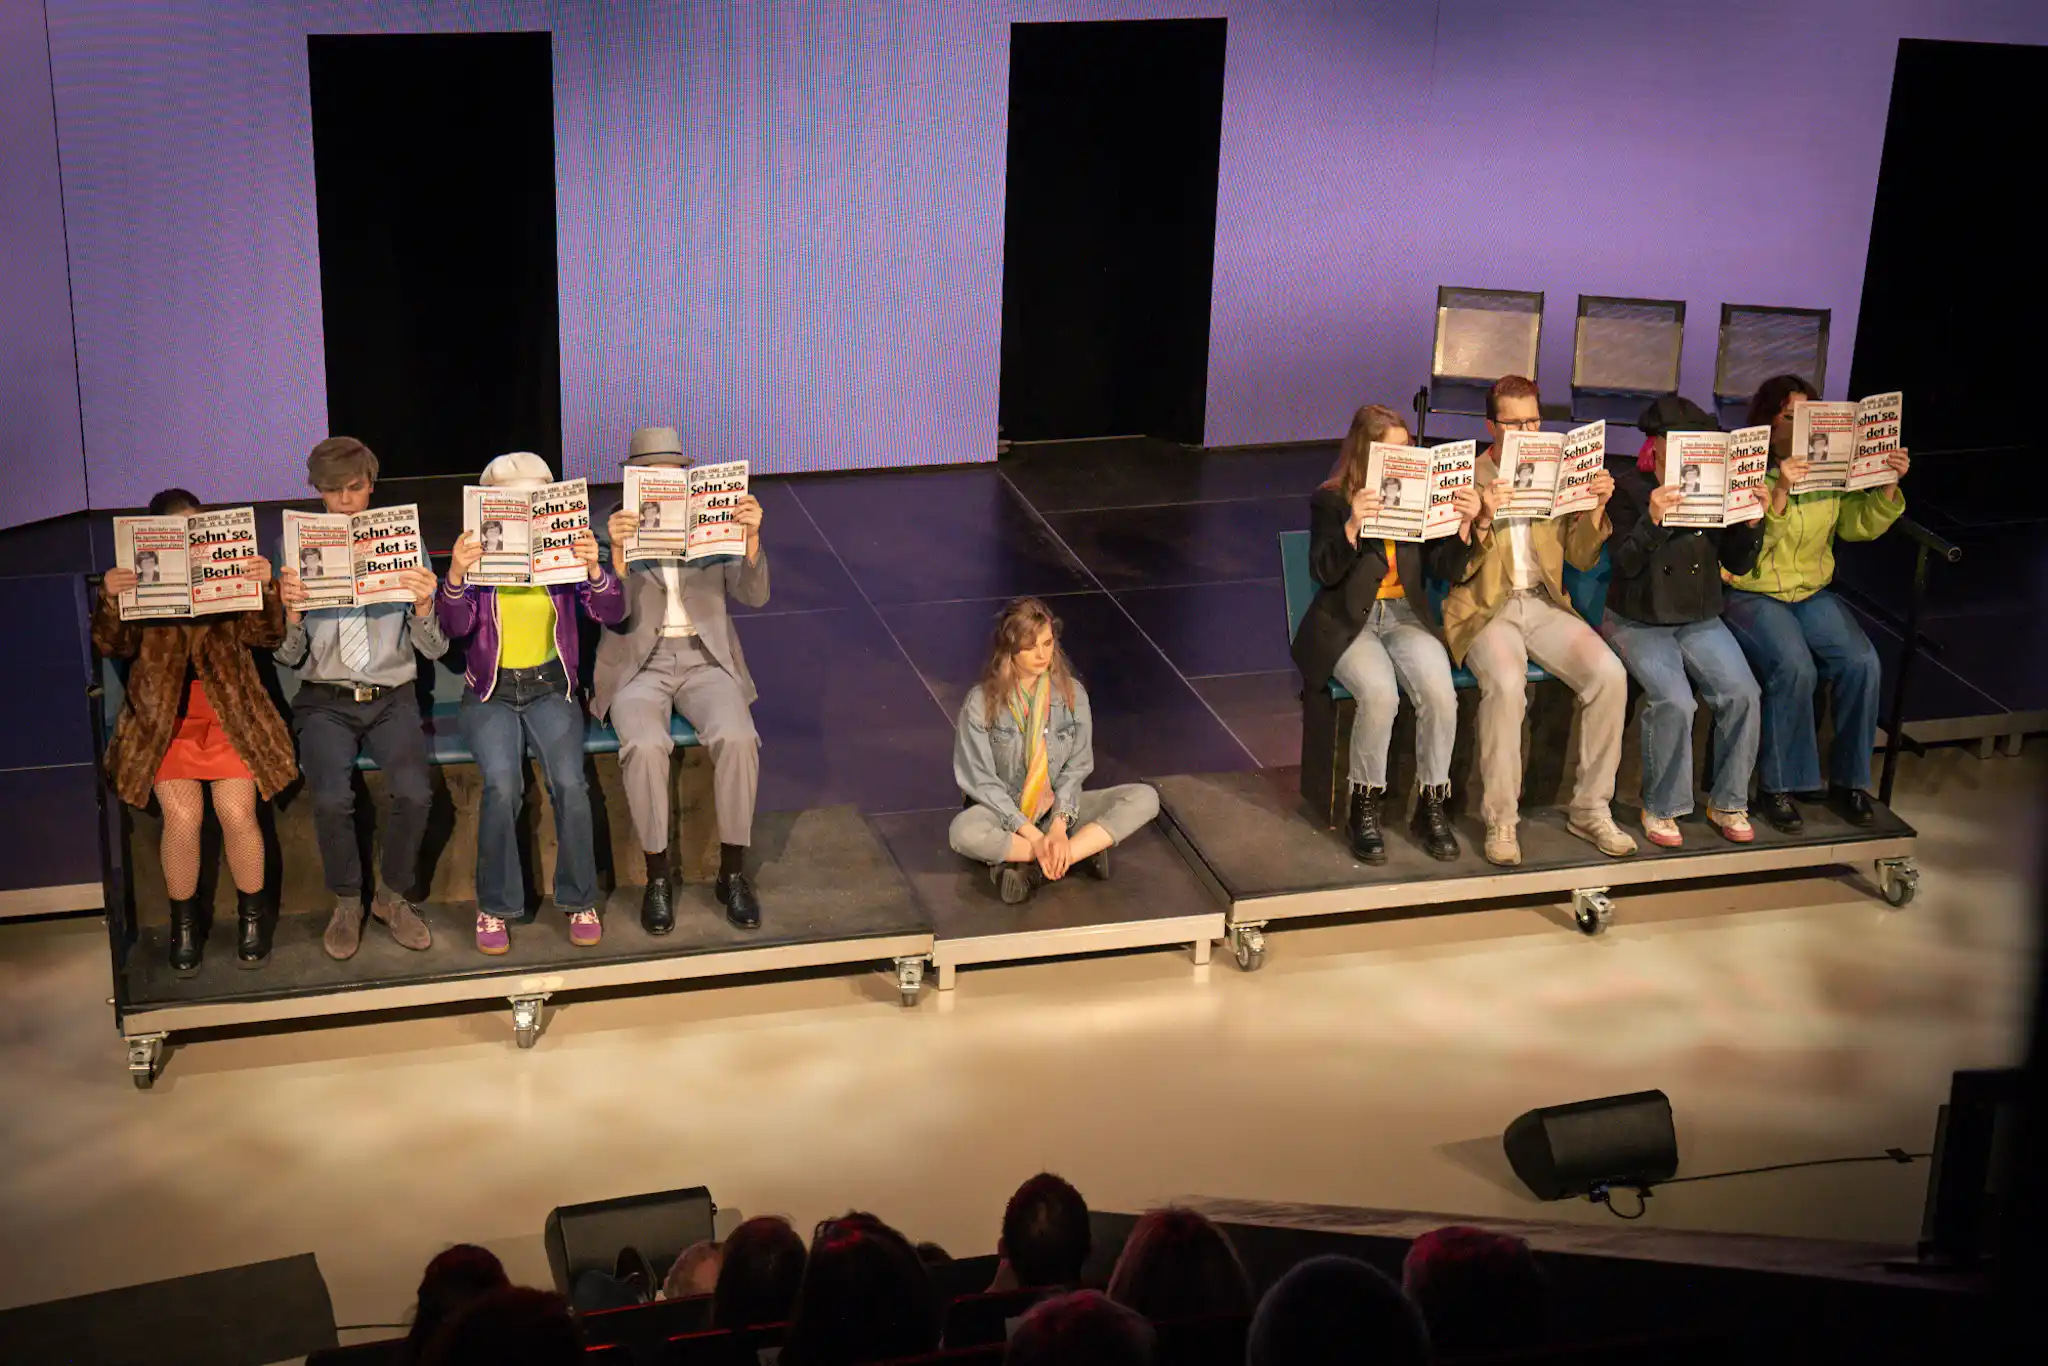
[1155,767,1920,971]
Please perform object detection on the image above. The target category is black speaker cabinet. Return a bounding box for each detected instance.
[1504,1090,1678,1200]
[544,1186,718,1296]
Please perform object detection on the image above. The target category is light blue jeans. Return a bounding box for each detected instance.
[1721,588,1881,793]
[1600,612,1761,818]
[1330,597,1457,794]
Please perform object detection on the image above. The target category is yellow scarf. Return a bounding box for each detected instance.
[1007,673,1053,822]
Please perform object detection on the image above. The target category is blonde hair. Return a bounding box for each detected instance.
[1321,404,1410,501]
[978,598,1078,726]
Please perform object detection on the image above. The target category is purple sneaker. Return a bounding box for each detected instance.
[475,912,510,956]
[568,909,603,948]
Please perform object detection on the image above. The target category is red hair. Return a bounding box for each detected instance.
[1485,375,1542,421]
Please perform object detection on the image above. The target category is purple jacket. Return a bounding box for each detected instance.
[436,570,627,701]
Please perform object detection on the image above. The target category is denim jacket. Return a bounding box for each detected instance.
[953,679,1094,833]
[436,570,626,701]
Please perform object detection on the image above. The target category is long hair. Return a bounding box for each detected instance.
[1105,1207,1254,1322]
[1745,374,1819,433]
[1321,405,1410,502]
[978,597,1078,725]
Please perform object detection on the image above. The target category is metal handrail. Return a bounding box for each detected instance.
[1878,515,1961,806]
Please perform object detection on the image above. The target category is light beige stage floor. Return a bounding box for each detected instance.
[0,746,2037,1338]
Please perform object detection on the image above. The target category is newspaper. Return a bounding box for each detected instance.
[461,479,590,586]
[282,505,426,610]
[1499,421,1606,519]
[622,461,750,565]
[1355,441,1474,544]
[1659,427,1770,530]
[1850,391,1903,491]
[112,507,263,621]
[1786,401,1857,494]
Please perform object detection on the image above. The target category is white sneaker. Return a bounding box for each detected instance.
[1569,813,1639,858]
[1483,823,1521,866]
[1640,812,1683,848]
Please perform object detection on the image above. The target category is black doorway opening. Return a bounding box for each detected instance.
[308,32,561,479]
[1000,19,1227,446]
[1850,37,2048,513]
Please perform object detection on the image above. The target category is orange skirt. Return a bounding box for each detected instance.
[155,681,254,784]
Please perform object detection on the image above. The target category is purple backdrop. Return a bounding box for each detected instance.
[7,1,2045,524]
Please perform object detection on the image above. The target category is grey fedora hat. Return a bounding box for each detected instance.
[627,426,691,466]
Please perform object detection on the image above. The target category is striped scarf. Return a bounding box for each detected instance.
[1007,673,1053,822]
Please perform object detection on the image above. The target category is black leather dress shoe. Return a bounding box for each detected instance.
[1828,784,1876,827]
[718,872,762,929]
[1346,787,1387,865]
[1758,790,1804,834]
[641,874,675,935]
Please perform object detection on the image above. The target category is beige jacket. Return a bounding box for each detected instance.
[1440,453,1610,665]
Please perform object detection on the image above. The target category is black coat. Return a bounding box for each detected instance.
[1292,487,1473,694]
[1604,459,1763,626]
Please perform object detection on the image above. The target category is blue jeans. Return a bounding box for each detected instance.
[1330,597,1457,792]
[1600,612,1760,818]
[1721,588,1881,794]
[459,659,598,918]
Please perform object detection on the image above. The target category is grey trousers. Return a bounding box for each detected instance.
[948,783,1160,865]
[611,636,759,849]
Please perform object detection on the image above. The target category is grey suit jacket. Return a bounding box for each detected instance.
[591,549,771,719]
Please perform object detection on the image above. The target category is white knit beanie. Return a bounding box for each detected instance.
[479,451,555,490]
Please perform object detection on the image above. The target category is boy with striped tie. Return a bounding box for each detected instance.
[276,437,448,960]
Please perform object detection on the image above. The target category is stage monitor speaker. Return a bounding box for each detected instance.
[544,1186,717,1297]
[1503,1090,1679,1201]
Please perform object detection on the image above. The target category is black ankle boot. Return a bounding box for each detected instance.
[168,897,203,976]
[1410,787,1460,861]
[235,889,268,967]
[1347,787,1386,865]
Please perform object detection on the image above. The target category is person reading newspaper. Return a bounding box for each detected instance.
[275,437,447,961]
[439,452,625,955]
[1599,398,1765,849]
[594,426,770,935]
[1442,376,1634,866]
[1292,404,1481,863]
[1721,375,1909,833]
[94,488,294,976]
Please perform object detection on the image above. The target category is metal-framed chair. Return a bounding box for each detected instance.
[1714,303,1830,428]
[1414,286,1544,440]
[1571,294,1685,425]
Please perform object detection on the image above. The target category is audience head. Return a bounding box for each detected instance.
[421,1286,580,1366]
[1400,1225,1547,1356]
[1105,1207,1253,1322]
[405,1245,511,1362]
[714,1215,809,1328]
[1324,403,1411,500]
[1247,1255,1428,1366]
[1000,1172,1093,1289]
[147,487,202,517]
[980,597,1077,721]
[666,1238,725,1300]
[1007,1291,1155,1366]
[1485,374,1544,442]
[783,1212,936,1366]
[307,436,379,514]
[1745,373,1819,452]
[915,1241,953,1265]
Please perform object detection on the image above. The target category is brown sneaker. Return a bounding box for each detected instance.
[372,889,434,952]
[323,899,364,961]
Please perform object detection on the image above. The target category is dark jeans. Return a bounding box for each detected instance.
[1721,588,1881,793]
[458,659,597,918]
[293,685,432,900]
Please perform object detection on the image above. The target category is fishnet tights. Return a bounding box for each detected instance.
[154,778,264,899]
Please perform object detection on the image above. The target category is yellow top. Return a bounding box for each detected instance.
[1376,540,1405,599]
[495,587,558,669]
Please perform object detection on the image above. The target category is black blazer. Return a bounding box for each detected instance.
[1291,487,1473,694]
[1604,459,1763,626]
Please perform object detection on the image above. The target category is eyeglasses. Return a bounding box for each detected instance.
[1492,417,1542,431]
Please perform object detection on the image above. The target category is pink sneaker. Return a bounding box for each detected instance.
[568,909,603,948]
[476,913,510,956]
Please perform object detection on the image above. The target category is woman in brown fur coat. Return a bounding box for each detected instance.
[95,489,296,974]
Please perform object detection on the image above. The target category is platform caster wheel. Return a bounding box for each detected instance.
[132,1070,156,1091]
[894,955,926,1007]
[126,1034,165,1091]
[509,994,548,1049]
[1231,926,1267,972]
[1877,858,1919,908]
[1572,888,1614,936]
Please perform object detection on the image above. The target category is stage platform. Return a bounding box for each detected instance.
[871,809,1223,990]
[1156,768,1919,969]
[115,805,933,1087]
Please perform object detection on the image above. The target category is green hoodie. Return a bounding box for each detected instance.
[1725,468,1904,603]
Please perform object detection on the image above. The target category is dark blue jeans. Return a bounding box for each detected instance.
[458,659,597,918]
[1721,588,1881,794]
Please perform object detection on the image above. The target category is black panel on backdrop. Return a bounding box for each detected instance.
[1851,38,2048,506]
[1001,19,1227,445]
[308,33,561,478]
